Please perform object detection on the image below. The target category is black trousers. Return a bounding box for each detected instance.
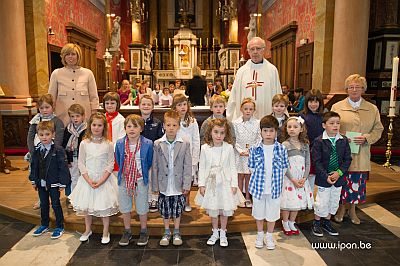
[38,186,64,229]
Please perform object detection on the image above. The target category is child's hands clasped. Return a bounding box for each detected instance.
[199,187,206,196]
[327,171,339,185]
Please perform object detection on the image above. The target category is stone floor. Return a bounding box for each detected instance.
[0,197,400,266]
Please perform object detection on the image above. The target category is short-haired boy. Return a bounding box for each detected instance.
[152,110,192,246]
[311,111,352,237]
[62,104,87,208]
[139,95,164,212]
[115,114,153,246]
[200,94,236,146]
[248,115,289,250]
[29,121,70,239]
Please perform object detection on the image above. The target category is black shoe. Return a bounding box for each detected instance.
[321,219,339,236]
[311,220,323,237]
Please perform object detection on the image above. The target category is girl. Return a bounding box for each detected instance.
[103,92,125,146]
[299,89,324,189]
[172,94,200,212]
[280,116,313,235]
[232,98,261,208]
[271,94,289,141]
[152,83,161,105]
[69,113,119,244]
[159,87,173,107]
[134,83,150,105]
[27,94,64,210]
[195,118,245,247]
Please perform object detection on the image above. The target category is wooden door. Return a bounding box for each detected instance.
[297,42,314,91]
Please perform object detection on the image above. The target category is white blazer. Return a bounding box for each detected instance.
[198,142,238,188]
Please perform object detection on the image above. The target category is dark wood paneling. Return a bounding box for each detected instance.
[297,42,314,91]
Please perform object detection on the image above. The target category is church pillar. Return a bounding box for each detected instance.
[312,0,334,94]
[24,0,49,97]
[0,0,30,109]
[330,0,370,93]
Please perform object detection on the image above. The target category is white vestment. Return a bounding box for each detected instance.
[226,59,282,121]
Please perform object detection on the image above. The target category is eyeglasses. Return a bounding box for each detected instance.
[248,47,265,52]
[347,86,363,91]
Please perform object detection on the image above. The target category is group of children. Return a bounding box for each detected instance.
[28,88,352,250]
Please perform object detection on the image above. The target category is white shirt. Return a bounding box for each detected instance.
[262,144,274,195]
[347,98,362,109]
[128,143,142,180]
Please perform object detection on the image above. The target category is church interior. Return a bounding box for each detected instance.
[0,0,400,265]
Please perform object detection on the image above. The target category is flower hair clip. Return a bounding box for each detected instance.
[288,116,305,125]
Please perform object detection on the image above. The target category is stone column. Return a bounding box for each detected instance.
[312,0,335,94]
[0,0,30,109]
[330,0,370,93]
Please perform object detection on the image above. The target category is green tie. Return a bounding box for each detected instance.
[327,138,339,173]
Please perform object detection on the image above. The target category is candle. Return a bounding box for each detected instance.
[169,38,171,48]
[199,38,202,47]
[213,38,215,46]
[26,97,32,106]
[206,38,209,47]
[390,56,399,116]
[155,38,158,46]
[136,62,140,78]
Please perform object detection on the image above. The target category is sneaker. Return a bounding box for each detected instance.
[184,204,192,212]
[219,230,228,247]
[245,200,253,208]
[207,229,219,245]
[264,234,275,250]
[159,233,171,246]
[51,228,64,239]
[193,177,198,187]
[255,233,264,248]
[149,200,158,213]
[137,231,149,246]
[119,230,132,246]
[321,219,339,236]
[172,233,183,246]
[101,233,110,244]
[311,220,323,237]
[33,225,49,236]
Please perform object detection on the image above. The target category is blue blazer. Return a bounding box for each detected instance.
[115,135,153,186]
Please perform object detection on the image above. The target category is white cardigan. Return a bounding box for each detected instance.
[178,119,200,166]
[198,142,238,188]
[111,113,126,148]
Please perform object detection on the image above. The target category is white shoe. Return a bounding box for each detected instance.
[101,233,110,244]
[184,204,192,212]
[255,233,264,249]
[265,234,275,250]
[79,231,92,242]
[207,229,219,245]
[219,230,228,247]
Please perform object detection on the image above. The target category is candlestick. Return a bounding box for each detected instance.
[199,38,202,47]
[26,97,32,106]
[206,38,209,47]
[155,38,158,47]
[383,116,394,168]
[136,63,139,78]
[389,56,398,117]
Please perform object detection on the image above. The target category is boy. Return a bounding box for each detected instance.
[29,121,70,239]
[151,110,192,246]
[115,114,154,246]
[139,94,164,212]
[200,94,235,146]
[62,104,87,208]
[311,111,352,237]
[248,115,288,250]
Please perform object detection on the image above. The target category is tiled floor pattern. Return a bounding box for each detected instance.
[0,198,399,266]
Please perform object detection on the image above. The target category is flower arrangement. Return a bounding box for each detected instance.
[220,90,230,102]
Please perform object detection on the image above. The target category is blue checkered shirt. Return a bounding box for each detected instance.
[248,141,288,200]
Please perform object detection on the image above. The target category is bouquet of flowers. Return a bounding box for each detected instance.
[220,90,230,102]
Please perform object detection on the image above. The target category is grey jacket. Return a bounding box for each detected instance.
[151,137,192,193]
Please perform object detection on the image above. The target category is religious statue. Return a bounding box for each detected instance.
[245,15,257,42]
[143,45,153,71]
[110,16,121,50]
[218,44,228,72]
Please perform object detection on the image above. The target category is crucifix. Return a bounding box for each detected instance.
[245,70,264,100]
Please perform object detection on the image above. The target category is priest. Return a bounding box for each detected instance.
[227,37,282,120]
